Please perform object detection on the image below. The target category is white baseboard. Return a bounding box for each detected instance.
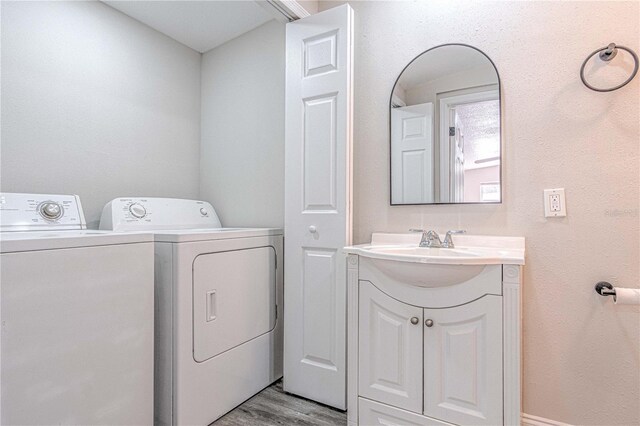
[522,413,573,426]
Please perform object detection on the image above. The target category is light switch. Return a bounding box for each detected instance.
[544,188,566,217]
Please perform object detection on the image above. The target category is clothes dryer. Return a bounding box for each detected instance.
[100,197,283,425]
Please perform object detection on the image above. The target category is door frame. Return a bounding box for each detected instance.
[438,87,499,203]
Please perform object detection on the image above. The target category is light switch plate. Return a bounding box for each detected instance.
[544,188,566,217]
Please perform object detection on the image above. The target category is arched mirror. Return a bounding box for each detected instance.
[390,44,501,205]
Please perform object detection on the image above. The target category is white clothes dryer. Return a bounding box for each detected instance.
[100,197,283,425]
[0,193,154,425]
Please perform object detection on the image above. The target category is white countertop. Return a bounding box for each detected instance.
[344,233,525,265]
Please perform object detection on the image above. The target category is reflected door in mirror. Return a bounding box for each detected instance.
[391,103,434,204]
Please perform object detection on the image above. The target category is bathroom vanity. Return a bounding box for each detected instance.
[345,233,525,426]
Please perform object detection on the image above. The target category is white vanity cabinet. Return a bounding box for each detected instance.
[345,233,525,426]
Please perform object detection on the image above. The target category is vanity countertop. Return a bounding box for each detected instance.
[344,233,525,265]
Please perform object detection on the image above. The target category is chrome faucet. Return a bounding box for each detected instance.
[410,229,466,248]
[442,230,466,248]
[410,229,443,248]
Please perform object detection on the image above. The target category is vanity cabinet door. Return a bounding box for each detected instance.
[359,281,423,413]
[423,295,503,425]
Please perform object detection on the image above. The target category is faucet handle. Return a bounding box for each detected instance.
[442,230,466,248]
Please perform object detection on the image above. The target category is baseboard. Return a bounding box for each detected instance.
[522,413,573,426]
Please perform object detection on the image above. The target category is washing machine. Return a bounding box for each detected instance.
[100,197,284,425]
[0,193,154,425]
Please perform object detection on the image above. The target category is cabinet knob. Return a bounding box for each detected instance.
[309,225,317,233]
[410,317,419,325]
[425,319,434,327]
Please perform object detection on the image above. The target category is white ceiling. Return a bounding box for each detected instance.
[103,1,275,53]
[398,45,496,89]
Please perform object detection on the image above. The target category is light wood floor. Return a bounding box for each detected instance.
[212,381,347,426]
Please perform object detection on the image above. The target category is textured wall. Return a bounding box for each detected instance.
[1,1,201,227]
[200,20,286,228]
[319,1,639,424]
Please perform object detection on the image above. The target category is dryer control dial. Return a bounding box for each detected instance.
[129,203,147,219]
[39,202,63,220]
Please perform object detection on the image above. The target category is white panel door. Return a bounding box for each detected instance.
[423,296,503,425]
[391,103,434,204]
[359,281,423,413]
[284,4,353,409]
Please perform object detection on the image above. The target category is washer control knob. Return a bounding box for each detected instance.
[200,208,208,216]
[40,202,63,220]
[129,203,147,219]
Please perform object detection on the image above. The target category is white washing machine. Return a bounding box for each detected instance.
[100,197,284,425]
[0,193,154,425]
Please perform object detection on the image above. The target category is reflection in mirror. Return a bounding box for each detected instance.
[390,44,501,204]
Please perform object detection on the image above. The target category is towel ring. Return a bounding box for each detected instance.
[580,43,639,92]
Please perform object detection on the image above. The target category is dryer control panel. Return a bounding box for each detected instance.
[100,197,222,231]
[0,193,87,231]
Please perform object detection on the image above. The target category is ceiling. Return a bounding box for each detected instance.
[103,1,275,53]
[456,100,501,169]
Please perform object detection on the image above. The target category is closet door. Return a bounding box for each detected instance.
[423,296,503,425]
[283,4,353,409]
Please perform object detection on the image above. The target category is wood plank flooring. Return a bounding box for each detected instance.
[212,381,347,426]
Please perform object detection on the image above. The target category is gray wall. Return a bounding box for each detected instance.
[319,1,639,425]
[1,1,202,227]
[199,20,286,228]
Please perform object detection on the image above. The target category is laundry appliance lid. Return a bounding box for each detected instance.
[0,230,154,253]
[151,227,283,243]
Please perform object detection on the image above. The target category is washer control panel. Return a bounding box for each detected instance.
[100,197,222,231]
[0,193,87,231]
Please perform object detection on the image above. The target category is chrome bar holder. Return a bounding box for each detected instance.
[595,281,616,297]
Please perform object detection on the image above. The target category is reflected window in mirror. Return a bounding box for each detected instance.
[390,44,501,205]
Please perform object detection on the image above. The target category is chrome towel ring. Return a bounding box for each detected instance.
[580,43,638,92]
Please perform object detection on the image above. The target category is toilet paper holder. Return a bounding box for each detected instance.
[595,281,616,297]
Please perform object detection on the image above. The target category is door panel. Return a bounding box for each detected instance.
[284,4,353,409]
[423,295,503,425]
[303,94,337,211]
[192,247,277,362]
[359,398,455,426]
[300,248,338,371]
[359,281,423,413]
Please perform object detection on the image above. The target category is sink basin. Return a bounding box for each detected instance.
[368,246,481,258]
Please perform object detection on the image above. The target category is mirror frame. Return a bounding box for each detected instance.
[389,43,502,206]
